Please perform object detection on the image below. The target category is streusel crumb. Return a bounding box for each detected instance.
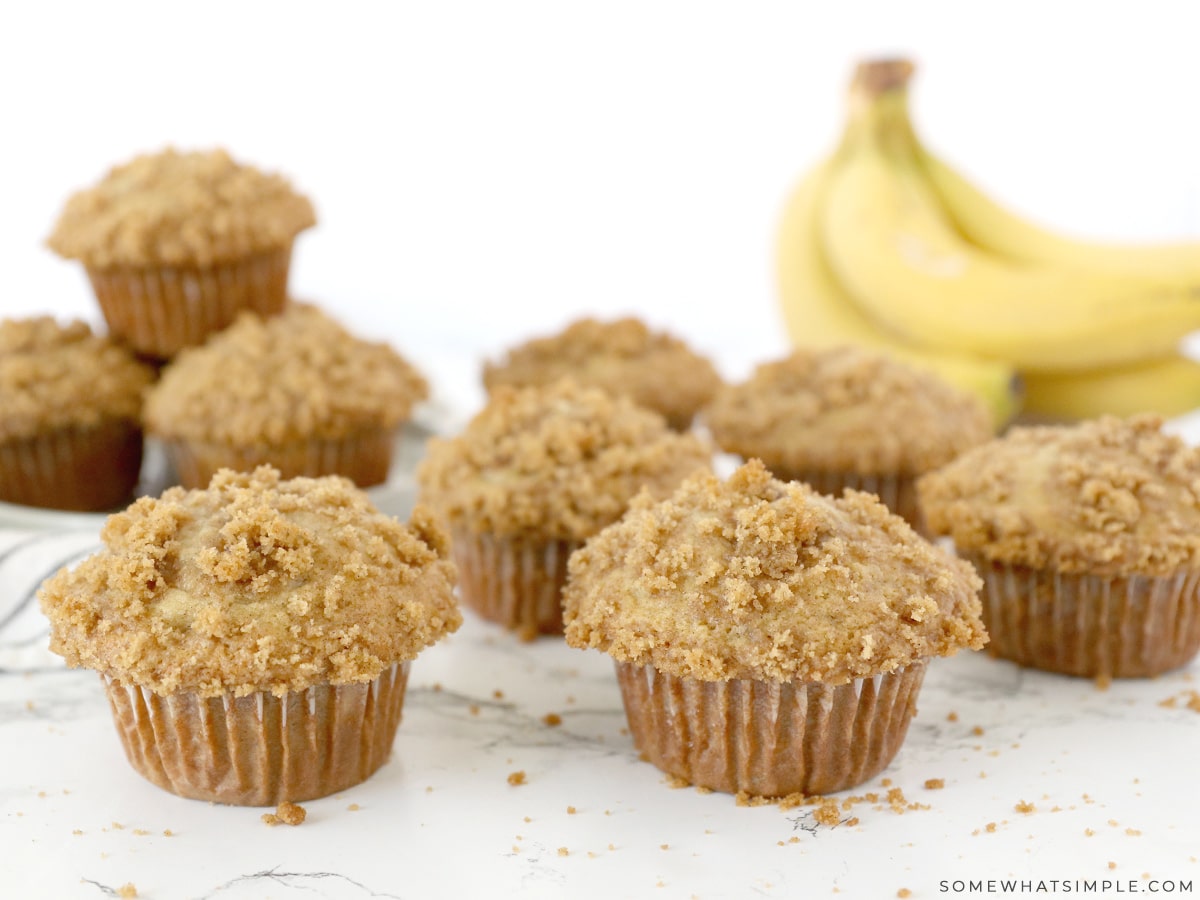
[144,304,428,446]
[261,801,306,826]
[483,317,721,428]
[47,147,315,268]
[564,460,985,684]
[918,415,1200,575]
[417,380,712,540]
[38,467,460,697]
[704,347,992,475]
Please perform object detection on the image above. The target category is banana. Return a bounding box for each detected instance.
[819,62,1200,373]
[1021,354,1200,421]
[776,157,1023,428]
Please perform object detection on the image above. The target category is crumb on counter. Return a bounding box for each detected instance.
[262,801,306,826]
[507,771,527,787]
[1015,800,1036,814]
[924,779,945,790]
[543,713,563,727]
[117,884,138,899]
[557,847,569,857]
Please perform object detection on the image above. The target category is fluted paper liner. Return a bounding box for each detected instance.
[965,552,1200,678]
[780,468,925,536]
[86,246,292,359]
[163,428,396,490]
[452,529,582,640]
[0,420,143,511]
[615,660,927,796]
[103,662,410,806]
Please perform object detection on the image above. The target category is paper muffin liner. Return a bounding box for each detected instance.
[162,428,396,490]
[964,552,1200,678]
[614,659,927,797]
[778,468,925,535]
[102,661,410,806]
[86,246,292,359]
[0,419,143,511]
[452,528,582,640]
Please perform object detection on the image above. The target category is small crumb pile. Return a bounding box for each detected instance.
[262,801,306,827]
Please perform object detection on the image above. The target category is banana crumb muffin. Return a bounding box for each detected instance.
[38,466,461,805]
[0,317,154,510]
[418,379,712,639]
[482,316,722,430]
[145,303,428,488]
[563,459,985,796]
[704,347,993,531]
[47,147,316,358]
[918,414,1200,678]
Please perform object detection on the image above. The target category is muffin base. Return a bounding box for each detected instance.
[966,552,1200,678]
[102,662,410,806]
[0,419,143,511]
[452,529,582,640]
[86,246,292,359]
[162,428,396,489]
[777,468,924,535]
[615,660,927,797]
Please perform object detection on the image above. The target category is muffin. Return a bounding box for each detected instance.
[37,466,460,805]
[0,317,154,511]
[46,148,315,359]
[144,303,428,489]
[482,316,722,430]
[918,414,1200,679]
[417,380,712,639]
[704,347,993,531]
[563,460,985,797]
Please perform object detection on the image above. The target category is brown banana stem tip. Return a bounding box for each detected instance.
[851,59,915,95]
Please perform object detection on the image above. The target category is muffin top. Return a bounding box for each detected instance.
[144,304,428,445]
[564,460,985,684]
[417,380,713,541]
[46,148,316,268]
[0,317,155,441]
[38,467,461,698]
[704,347,993,476]
[482,317,722,427]
[918,414,1200,576]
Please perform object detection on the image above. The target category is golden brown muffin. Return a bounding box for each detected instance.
[38,466,461,805]
[918,414,1200,678]
[704,346,993,531]
[144,303,428,489]
[47,148,316,358]
[417,379,712,638]
[482,316,722,430]
[563,459,984,796]
[0,317,154,511]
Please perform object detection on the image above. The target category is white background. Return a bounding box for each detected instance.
[5,1,1200,389]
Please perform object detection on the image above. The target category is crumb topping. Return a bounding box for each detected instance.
[417,380,712,540]
[262,801,307,826]
[144,304,428,445]
[563,460,985,684]
[38,467,460,697]
[47,148,316,268]
[0,317,154,441]
[482,317,722,426]
[704,347,993,475]
[917,415,1200,575]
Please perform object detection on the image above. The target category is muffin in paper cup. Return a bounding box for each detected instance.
[919,415,1200,679]
[417,380,712,640]
[703,347,994,534]
[46,148,315,359]
[146,304,428,489]
[0,317,154,511]
[564,461,985,797]
[38,467,461,806]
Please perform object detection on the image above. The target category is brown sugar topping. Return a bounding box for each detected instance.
[417,380,712,540]
[704,347,993,476]
[38,467,460,698]
[482,317,722,427]
[46,147,316,268]
[563,460,985,684]
[0,317,154,441]
[144,304,428,445]
[917,415,1200,575]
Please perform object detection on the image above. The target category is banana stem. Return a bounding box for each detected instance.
[851,59,915,96]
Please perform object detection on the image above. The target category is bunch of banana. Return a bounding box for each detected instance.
[777,58,1200,427]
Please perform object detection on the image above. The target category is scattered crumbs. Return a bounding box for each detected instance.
[665,774,690,790]
[898,890,912,899]
[1094,674,1112,691]
[117,884,138,899]
[72,830,83,836]
[588,851,597,859]
[567,806,577,815]
[985,823,997,833]
[512,845,520,853]
[845,817,860,827]
[789,836,801,844]
[656,881,665,889]
[1108,819,1119,827]
[507,771,527,787]
[543,713,563,727]
[133,829,150,836]
[111,822,125,830]
[261,801,306,827]
[660,844,670,851]
[1051,806,1063,812]
[468,704,481,716]
[1083,794,1095,804]
[695,786,713,796]
[971,726,985,736]
[566,695,576,704]
[947,711,959,722]
[1160,690,1200,712]
[37,791,46,799]
[971,829,980,837]
[1015,801,1036,815]
[1109,862,1118,870]
[924,779,945,790]
[162,830,174,837]
[25,700,35,711]
[558,847,569,857]
[619,727,629,736]
[1126,828,1142,836]
[605,811,613,817]
[1085,829,1096,836]
[524,816,532,823]
[979,772,987,779]
[814,801,842,826]
[493,689,505,700]
[608,843,616,851]
[425,786,433,793]
[881,778,893,787]
[432,682,443,692]
[347,804,360,812]
[63,790,70,795]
